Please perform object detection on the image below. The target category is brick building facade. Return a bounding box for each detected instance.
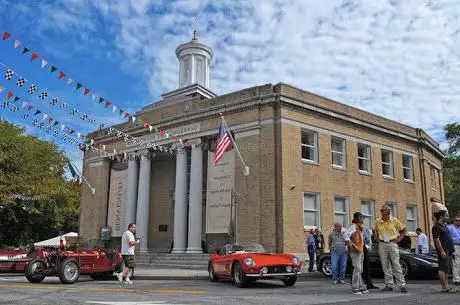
[78,36,444,255]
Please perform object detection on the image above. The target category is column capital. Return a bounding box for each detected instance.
[187,137,202,146]
[137,149,153,159]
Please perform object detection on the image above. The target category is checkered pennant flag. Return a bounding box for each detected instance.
[70,109,78,115]
[4,69,14,80]
[0,101,9,108]
[23,114,30,119]
[80,113,88,120]
[50,97,59,106]
[59,103,68,109]
[11,106,19,112]
[39,91,48,100]
[45,126,52,133]
[53,129,59,136]
[32,118,39,125]
[99,123,105,129]
[28,84,37,94]
[88,118,96,123]
[16,78,26,87]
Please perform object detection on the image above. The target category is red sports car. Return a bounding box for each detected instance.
[208,242,301,287]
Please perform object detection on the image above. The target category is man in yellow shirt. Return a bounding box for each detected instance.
[374,204,407,292]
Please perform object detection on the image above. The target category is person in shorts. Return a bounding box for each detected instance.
[117,223,139,285]
[431,198,456,293]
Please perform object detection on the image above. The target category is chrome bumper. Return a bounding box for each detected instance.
[245,271,301,277]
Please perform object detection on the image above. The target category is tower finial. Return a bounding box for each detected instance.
[193,29,197,40]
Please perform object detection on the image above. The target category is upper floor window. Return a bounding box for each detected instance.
[303,192,320,227]
[334,196,349,227]
[402,155,414,181]
[358,143,371,173]
[430,166,438,190]
[301,130,318,163]
[331,137,346,168]
[381,149,394,177]
[406,206,417,233]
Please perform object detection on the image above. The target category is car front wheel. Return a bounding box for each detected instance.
[320,258,333,278]
[25,259,47,283]
[58,257,80,284]
[282,275,297,287]
[399,259,410,278]
[232,262,248,288]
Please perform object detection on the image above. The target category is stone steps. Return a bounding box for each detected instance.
[145,253,210,270]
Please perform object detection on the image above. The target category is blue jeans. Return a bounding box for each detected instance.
[331,252,347,281]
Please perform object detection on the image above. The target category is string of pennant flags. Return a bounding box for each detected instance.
[1,30,187,142]
[10,186,65,201]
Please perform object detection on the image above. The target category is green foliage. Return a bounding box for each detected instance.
[0,120,80,247]
[442,122,460,218]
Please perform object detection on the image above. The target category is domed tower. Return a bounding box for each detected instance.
[175,31,213,89]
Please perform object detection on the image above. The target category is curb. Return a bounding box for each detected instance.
[132,272,325,281]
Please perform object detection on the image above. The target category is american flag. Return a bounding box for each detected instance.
[214,120,232,165]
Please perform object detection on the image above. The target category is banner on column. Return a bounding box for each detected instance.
[107,162,128,237]
[206,150,235,234]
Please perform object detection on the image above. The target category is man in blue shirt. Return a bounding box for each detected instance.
[306,229,316,272]
[447,214,460,285]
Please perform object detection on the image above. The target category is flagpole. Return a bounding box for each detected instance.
[219,113,250,176]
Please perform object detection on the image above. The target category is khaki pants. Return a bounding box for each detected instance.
[453,245,460,283]
[349,251,364,291]
[378,242,406,287]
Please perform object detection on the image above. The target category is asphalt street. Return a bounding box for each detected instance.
[0,274,458,305]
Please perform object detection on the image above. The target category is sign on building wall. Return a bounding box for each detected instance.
[206,150,235,234]
[107,162,128,237]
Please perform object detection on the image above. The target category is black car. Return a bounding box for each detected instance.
[318,244,440,279]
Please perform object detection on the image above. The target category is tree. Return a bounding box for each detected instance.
[0,120,80,247]
[442,122,460,217]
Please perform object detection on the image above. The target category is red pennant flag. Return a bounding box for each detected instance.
[48,117,53,123]
[7,91,14,99]
[31,53,38,60]
[84,88,90,95]
[172,136,177,142]
[27,105,34,110]
[143,122,149,128]
[124,112,130,118]
[2,32,11,40]
[160,130,165,136]
[58,72,65,79]
[104,101,111,108]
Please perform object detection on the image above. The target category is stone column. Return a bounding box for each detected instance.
[124,156,139,230]
[171,147,188,253]
[135,150,151,252]
[187,140,203,253]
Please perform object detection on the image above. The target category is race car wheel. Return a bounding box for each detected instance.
[208,263,218,282]
[320,257,333,278]
[25,259,47,283]
[58,257,80,284]
[232,262,248,288]
[281,275,297,287]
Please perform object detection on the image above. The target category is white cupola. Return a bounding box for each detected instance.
[175,31,213,89]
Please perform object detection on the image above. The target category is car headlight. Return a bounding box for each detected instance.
[286,266,293,272]
[244,257,255,267]
[292,257,300,265]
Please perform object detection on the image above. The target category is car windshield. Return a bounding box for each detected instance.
[232,243,266,253]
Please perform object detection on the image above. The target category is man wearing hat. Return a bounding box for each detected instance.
[344,212,368,295]
[375,204,407,292]
[431,197,457,293]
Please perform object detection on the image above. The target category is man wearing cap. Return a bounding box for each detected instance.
[432,197,457,292]
[374,204,407,292]
[344,212,368,295]
[447,214,460,285]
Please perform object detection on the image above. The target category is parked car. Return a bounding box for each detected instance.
[318,244,440,279]
[3,239,125,284]
[208,242,302,288]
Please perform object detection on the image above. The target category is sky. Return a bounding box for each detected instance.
[0,0,459,176]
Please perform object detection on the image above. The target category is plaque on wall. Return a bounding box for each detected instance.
[158,225,168,232]
[107,165,128,237]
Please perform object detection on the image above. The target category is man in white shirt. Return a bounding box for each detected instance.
[415,228,429,254]
[117,223,139,284]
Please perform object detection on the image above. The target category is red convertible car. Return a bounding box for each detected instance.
[208,242,301,287]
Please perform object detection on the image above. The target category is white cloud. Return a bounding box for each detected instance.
[6,0,460,146]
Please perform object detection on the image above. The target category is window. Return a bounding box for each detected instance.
[180,56,192,87]
[402,155,414,181]
[358,143,371,173]
[385,201,397,217]
[406,206,417,232]
[334,196,349,227]
[381,149,394,177]
[361,200,375,228]
[195,56,205,86]
[301,130,318,162]
[331,137,346,168]
[303,193,320,227]
[430,166,437,189]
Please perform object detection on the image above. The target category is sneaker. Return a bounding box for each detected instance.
[116,273,123,283]
[381,285,393,292]
[360,289,369,294]
[352,289,362,295]
[123,279,133,285]
[339,280,346,284]
[400,286,407,293]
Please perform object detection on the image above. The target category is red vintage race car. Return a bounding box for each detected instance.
[208,242,301,287]
[1,240,125,284]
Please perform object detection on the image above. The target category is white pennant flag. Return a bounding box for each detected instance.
[14,40,21,48]
[148,125,153,132]
[43,113,48,120]
[131,116,136,123]
[0,85,4,93]
[22,101,27,108]
[67,78,74,85]
[112,105,117,112]
[41,59,48,68]
[102,144,106,150]
[90,139,94,145]
[61,124,65,130]
[92,93,97,101]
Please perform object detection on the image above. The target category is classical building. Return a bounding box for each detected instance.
[78,34,445,255]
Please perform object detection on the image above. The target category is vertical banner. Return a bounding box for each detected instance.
[107,162,128,237]
[206,150,235,233]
